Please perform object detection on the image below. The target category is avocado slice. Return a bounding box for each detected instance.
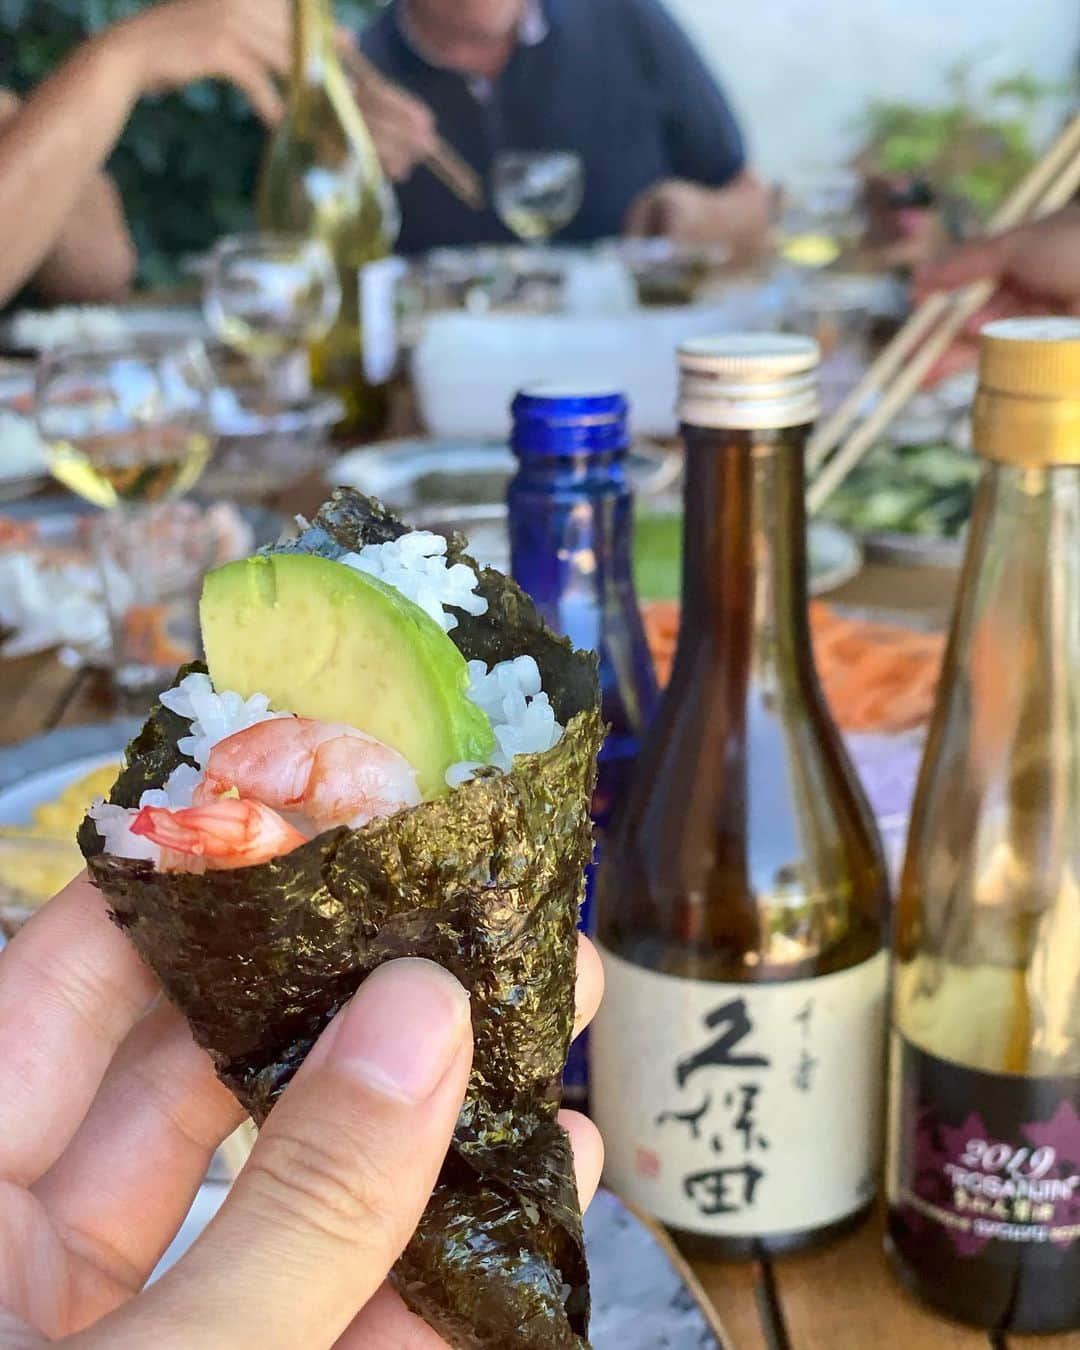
[200,552,495,799]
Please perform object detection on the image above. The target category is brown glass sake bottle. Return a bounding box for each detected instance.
[591,335,889,1259]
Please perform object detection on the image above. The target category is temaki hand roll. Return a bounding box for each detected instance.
[78,490,603,1350]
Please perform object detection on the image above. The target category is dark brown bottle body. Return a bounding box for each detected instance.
[591,419,889,1260]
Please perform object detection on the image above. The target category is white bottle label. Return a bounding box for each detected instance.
[591,946,888,1238]
[359,256,406,383]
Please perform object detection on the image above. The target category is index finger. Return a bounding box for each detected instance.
[0,873,158,1186]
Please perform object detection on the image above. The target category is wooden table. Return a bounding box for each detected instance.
[1,571,1078,1350]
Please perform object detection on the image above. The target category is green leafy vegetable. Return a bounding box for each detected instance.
[819,441,980,538]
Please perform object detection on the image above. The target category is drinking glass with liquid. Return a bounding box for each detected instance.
[590,335,889,1258]
[35,337,215,510]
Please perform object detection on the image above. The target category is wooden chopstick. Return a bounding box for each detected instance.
[806,122,1080,518]
[339,45,487,211]
[806,112,1080,477]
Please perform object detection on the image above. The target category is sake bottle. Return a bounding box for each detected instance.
[258,0,399,437]
[887,317,1080,1333]
[590,335,889,1258]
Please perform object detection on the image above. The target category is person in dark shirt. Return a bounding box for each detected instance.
[356,0,770,255]
[0,0,289,308]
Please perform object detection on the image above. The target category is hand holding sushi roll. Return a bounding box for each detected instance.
[76,491,607,1347]
[0,874,603,1349]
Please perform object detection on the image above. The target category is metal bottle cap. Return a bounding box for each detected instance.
[677,334,821,430]
[973,317,1080,467]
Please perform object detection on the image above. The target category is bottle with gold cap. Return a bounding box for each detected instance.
[887,317,1080,1333]
[590,334,889,1259]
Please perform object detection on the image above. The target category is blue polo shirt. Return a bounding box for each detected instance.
[360,0,747,254]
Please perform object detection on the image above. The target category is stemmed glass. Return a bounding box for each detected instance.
[35,337,216,510]
[492,151,585,244]
[776,169,865,269]
[35,337,218,700]
[203,233,341,398]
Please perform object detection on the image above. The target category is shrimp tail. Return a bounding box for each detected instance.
[131,799,308,872]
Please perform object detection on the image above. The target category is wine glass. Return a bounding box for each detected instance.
[36,337,218,700]
[35,337,216,511]
[776,169,865,269]
[492,151,585,244]
[203,233,341,398]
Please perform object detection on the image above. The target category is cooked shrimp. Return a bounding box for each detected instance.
[131,798,307,872]
[193,717,422,831]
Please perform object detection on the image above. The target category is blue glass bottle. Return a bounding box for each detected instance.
[508,384,659,1110]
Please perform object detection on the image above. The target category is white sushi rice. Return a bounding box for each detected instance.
[89,674,287,862]
[446,657,564,787]
[89,547,564,860]
[340,531,488,632]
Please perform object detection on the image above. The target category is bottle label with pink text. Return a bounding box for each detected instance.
[889,1036,1080,1260]
[591,948,888,1237]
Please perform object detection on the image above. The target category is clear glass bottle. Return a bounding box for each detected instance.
[257,0,399,437]
[508,385,659,1110]
[887,317,1080,1333]
[590,335,889,1258]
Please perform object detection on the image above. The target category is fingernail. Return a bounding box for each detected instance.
[330,959,470,1105]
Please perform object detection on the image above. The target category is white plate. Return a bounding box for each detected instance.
[0,473,48,503]
[331,436,682,508]
[3,305,207,353]
[0,752,120,828]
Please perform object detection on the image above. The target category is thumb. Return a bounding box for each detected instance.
[94,960,472,1350]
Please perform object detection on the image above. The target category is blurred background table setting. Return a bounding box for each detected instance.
[1,0,1078,1341]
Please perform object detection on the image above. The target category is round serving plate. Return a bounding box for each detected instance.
[0,723,137,804]
[861,530,965,569]
[0,474,49,504]
[1,304,207,357]
[0,493,287,548]
[329,436,683,512]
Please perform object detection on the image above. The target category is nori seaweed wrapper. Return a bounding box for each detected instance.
[79,490,602,1349]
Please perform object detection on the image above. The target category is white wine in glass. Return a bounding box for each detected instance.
[203,232,341,396]
[35,338,215,510]
[493,151,585,243]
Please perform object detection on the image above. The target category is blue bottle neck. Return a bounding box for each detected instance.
[509,449,636,643]
[508,448,658,760]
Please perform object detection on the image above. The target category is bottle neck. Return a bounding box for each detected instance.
[934,460,1080,756]
[677,423,813,679]
[293,0,333,89]
[510,450,636,597]
[508,449,657,733]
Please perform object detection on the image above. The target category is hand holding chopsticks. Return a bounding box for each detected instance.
[806,113,1080,517]
[337,41,486,212]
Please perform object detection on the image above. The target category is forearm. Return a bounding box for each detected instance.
[33,172,137,304]
[0,33,142,306]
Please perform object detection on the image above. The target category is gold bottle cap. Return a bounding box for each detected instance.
[973,317,1080,467]
[678,334,821,430]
